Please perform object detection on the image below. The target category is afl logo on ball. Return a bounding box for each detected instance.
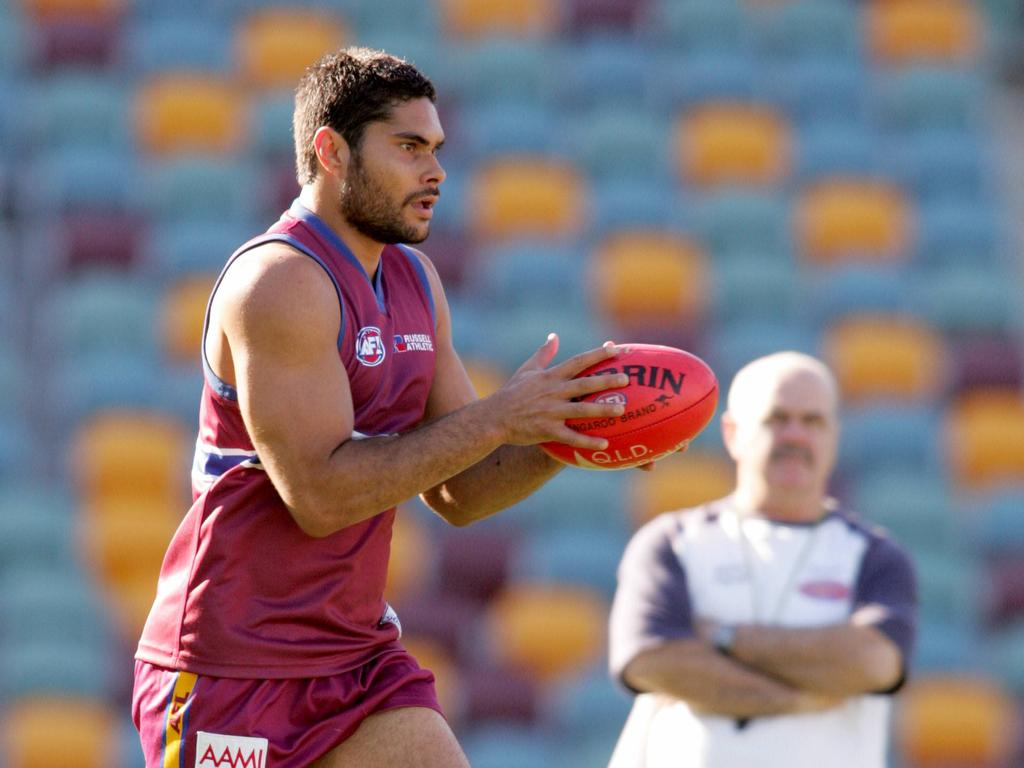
[595,392,628,406]
[356,326,386,367]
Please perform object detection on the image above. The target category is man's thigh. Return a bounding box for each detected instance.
[312,706,469,768]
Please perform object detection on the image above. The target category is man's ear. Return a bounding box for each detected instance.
[721,412,739,461]
[312,126,350,178]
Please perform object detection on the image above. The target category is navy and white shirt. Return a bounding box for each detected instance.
[608,497,917,768]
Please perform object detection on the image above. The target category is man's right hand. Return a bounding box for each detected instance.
[484,334,629,450]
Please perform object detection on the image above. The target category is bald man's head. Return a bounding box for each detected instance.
[726,351,839,425]
[722,351,840,508]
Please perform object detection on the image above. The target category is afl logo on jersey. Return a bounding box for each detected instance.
[356,326,386,367]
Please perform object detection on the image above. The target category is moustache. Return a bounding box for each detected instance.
[770,444,813,464]
[405,188,441,205]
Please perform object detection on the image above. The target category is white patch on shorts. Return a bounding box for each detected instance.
[195,732,269,768]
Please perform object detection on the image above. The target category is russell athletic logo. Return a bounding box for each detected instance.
[195,732,268,768]
[355,326,386,366]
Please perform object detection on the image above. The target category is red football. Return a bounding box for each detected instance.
[541,344,719,470]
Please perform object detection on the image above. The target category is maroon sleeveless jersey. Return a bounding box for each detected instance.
[136,200,437,678]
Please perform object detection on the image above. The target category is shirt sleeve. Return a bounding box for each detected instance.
[608,512,695,692]
[852,532,919,693]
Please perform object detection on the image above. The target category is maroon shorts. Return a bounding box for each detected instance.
[132,648,442,768]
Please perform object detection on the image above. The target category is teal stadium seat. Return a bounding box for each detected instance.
[38,274,158,365]
[547,665,633,766]
[141,155,261,226]
[460,725,558,768]
[797,121,879,181]
[572,106,672,183]
[467,241,586,312]
[889,132,990,204]
[711,253,804,326]
[648,49,757,112]
[17,147,137,215]
[560,37,653,110]
[0,568,117,699]
[877,66,985,136]
[120,16,233,74]
[140,219,260,279]
[692,190,791,259]
[588,178,679,234]
[974,490,1024,556]
[508,464,627,536]
[0,485,77,578]
[911,264,1019,337]
[459,101,562,161]
[349,0,436,39]
[23,73,130,153]
[249,90,296,159]
[914,198,1005,272]
[853,468,962,556]
[765,56,866,127]
[807,265,910,325]
[511,528,628,599]
[645,0,747,53]
[752,0,861,61]
[452,39,559,107]
[840,405,944,478]
[0,7,28,76]
[989,621,1024,697]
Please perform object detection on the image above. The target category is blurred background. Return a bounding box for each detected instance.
[1,0,1024,766]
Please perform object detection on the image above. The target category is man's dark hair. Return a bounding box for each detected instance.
[293,47,436,186]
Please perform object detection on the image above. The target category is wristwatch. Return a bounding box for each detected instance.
[711,623,737,656]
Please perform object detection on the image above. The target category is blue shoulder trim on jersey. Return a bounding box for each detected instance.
[201,232,347,401]
[396,244,436,327]
[289,199,389,313]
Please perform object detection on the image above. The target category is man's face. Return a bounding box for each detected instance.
[338,97,445,245]
[725,369,839,495]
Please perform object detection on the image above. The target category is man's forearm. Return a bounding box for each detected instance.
[624,638,806,718]
[729,623,902,697]
[421,444,563,526]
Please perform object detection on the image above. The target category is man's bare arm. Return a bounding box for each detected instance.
[725,621,903,697]
[623,638,837,718]
[214,245,626,537]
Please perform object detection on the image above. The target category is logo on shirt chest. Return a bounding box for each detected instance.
[799,580,851,600]
[393,332,434,353]
[356,326,386,367]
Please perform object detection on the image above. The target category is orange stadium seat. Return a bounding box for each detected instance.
[463,357,507,397]
[438,0,559,39]
[386,506,435,604]
[628,450,734,528]
[944,389,1024,490]
[80,496,180,638]
[589,230,708,328]
[824,314,948,403]
[469,157,587,240]
[235,8,349,90]
[866,0,982,66]
[70,410,192,506]
[159,273,216,366]
[795,178,913,265]
[674,103,792,189]
[485,584,607,682]
[1,696,120,768]
[135,74,246,156]
[895,676,1019,767]
[400,635,464,723]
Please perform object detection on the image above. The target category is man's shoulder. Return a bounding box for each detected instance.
[630,499,728,548]
[826,507,916,570]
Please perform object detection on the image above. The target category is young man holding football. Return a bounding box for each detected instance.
[132,47,629,767]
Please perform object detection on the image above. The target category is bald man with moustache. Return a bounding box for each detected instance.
[607,352,918,768]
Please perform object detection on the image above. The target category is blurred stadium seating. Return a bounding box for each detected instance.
[2,0,1023,765]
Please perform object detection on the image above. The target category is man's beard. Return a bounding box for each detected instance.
[339,153,429,245]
